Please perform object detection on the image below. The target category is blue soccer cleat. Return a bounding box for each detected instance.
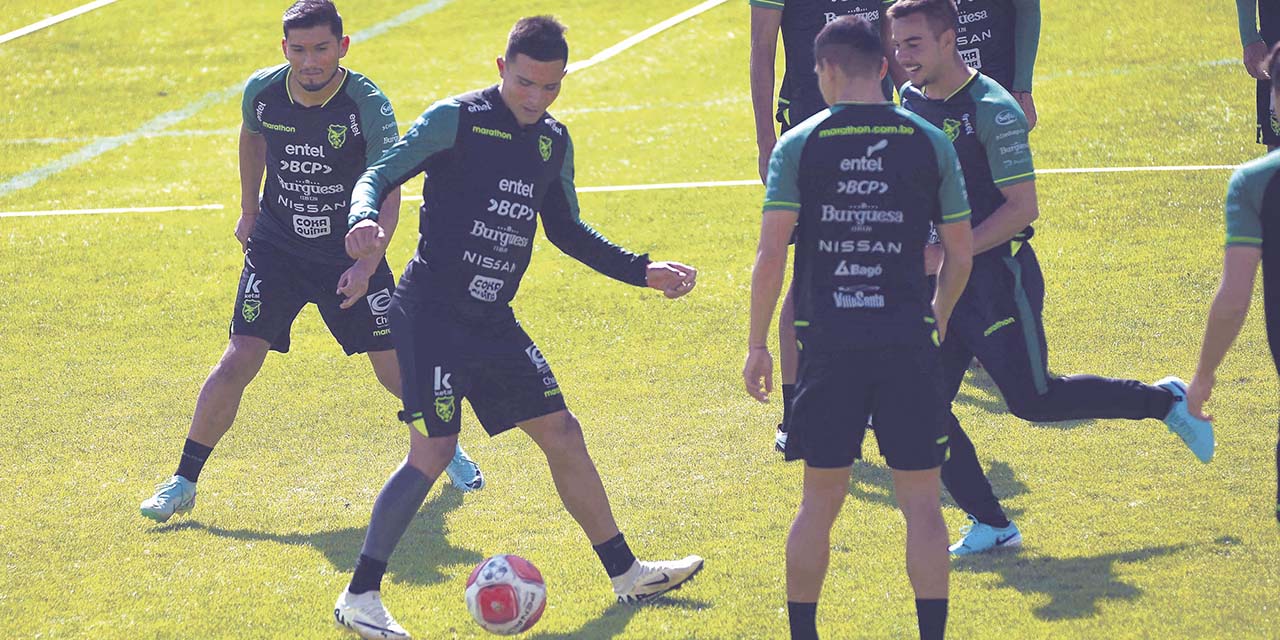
[1154,376,1215,463]
[140,475,197,523]
[949,515,1022,556]
[445,443,484,492]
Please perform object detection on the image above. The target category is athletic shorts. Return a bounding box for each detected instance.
[785,341,950,470]
[229,238,395,355]
[1256,79,1280,147]
[390,287,567,438]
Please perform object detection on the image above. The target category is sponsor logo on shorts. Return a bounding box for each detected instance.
[468,275,504,302]
[994,110,1018,127]
[327,124,347,149]
[525,344,551,374]
[380,102,394,117]
[292,214,331,238]
[367,288,392,336]
[833,285,886,309]
[241,272,262,322]
[538,135,553,162]
[433,366,455,422]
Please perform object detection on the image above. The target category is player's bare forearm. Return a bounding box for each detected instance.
[374,187,401,248]
[934,221,973,332]
[972,181,1038,255]
[749,7,782,158]
[238,126,267,216]
[1193,247,1261,380]
[749,212,795,347]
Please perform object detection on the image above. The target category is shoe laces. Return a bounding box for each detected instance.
[353,595,400,627]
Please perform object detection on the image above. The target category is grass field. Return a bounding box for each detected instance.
[2,0,1278,638]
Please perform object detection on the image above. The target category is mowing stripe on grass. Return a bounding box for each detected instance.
[0,204,223,219]
[0,0,120,46]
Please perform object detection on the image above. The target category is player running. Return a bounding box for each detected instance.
[745,16,972,639]
[139,0,483,524]
[950,0,1041,129]
[1237,0,1280,149]
[1187,43,1280,524]
[751,1,899,455]
[331,16,704,639]
[888,0,1215,555]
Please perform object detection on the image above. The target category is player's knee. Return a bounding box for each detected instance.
[407,436,456,479]
[540,412,587,456]
[209,348,263,389]
[1006,395,1052,422]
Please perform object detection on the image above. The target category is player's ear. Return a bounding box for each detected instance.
[878,57,888,81]
[280,37,287,58]
[338,35,350,58]
[496,57,506,76]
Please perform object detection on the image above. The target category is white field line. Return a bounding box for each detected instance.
[0,0,119,46]
[1,164,1241,218]
[0,0,455,198]
[565,0,728,74]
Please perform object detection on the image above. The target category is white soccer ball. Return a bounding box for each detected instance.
[464,554,547,635]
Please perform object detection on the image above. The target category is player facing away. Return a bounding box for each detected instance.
[1187,44,1280,524]
[888,0,1215,555]
[750,0,900,455]
[745,16,973,639]
[949,0,1040,130]
[1237,0,1280,150]
[331,17,704,639]
[138,0,483,524]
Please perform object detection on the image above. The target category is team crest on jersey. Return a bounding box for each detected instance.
[942,118,962,142]
[538,135,553,162]
[1270,111,1279,136]
[242,299,261,323]
[434,395,455,422]
[327,124,348,149]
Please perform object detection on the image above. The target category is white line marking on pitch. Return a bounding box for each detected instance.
[0,204,223,219]
[0,0,119,46]
[566,0,728,74]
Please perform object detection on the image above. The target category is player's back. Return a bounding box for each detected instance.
[954,0,1018,91]
[1227,150,1280,366]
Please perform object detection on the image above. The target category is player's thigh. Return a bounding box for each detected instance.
[787,351,874,469]
[229,239,308,353]
[961,256,1048,401]
[467,325,567,438]
[316,259,396,356]
[872,344,950,472]
[388,294,465,438]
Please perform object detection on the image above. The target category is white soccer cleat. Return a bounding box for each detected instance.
[611,555,704,604]
[334,589,411,639]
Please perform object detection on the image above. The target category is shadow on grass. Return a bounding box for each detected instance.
[957,366,1097,430]
[150,489,482,586]
[527,598,712,640]
[848,459,1030,520]
[952,538,1233,620]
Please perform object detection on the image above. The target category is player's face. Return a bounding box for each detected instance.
[497,54,567,126]
[891,13,953,89]
[282,25,349,93]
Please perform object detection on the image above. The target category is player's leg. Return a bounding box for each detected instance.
[786,464,851,640]
[891,468,949,640]
[777,281,798,451]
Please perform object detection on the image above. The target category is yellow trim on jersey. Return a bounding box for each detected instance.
[993,171,1036,185]
[941,209,972,222]
[286,67,347,108]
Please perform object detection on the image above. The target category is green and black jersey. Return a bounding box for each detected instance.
[900,72,1034,255]
[1238,0,1280,46]
[348,86,649,319]
[764,104,970,350]
[750,0,895,128]
[1225,151,1279,369]
[954,0,1040,93]
[242,64,398,265]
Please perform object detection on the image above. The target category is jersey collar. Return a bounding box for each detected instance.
[922,69,978,103]
[286,67,348,109]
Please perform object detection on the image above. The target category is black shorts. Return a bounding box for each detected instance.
[229,238,395,355]
[390,288,567,438]
[785,342,950,470]
[1257,79,1280,146]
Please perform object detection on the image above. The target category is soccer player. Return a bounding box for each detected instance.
[751,1,900,455]
[331,17,704,638]
[1237,0,1280,149]
[888,0,1215,555]
[745,16,973,639]
[139,0,483,524]
[1187,44,1280,524]
[950,0,1041,130]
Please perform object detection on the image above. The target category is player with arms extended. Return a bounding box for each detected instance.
[745,16,973,639]
[1187,44,1280,525]
[331,16,704,639]
[139,0,483,524]
[889,0,1215,555]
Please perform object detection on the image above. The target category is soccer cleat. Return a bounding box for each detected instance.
[1154,376,1215,463]
[445,443,485,492]
[139,475,197,523]
[334,589,411,640]
[949,515,1022,556]
[612,555,704,603]
[775,424,787,453]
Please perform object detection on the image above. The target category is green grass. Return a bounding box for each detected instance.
[2,0,1278,638]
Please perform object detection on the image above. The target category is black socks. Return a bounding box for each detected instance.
[349,554,389,595]
[915,598,948,640]
[592,532,637,578]
[175,438,213,483]
[787,601,818,640]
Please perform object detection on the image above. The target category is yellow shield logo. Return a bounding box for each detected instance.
[242,299,261,323]
[538,135,553,162]
[434,395,455,422]
[327,124,347,149]
[942,118,962,142]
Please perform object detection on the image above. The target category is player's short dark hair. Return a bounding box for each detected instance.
[886,0,959,37]
[1269,43,1280,90]
[814,16,884,78]
[283,0,343,39]
[505,16,569,63]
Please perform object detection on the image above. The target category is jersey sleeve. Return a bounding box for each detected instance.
[1011,0,1041,92]
[763,127,805,213]
[352,81,400,167]
[348,100,459,228]
[1238,0,1264,47]
[976,94,1035,188]
[541,134,651,287]
[240,66,281,134]
[749,0,784,9]
[1225,167,1265,247]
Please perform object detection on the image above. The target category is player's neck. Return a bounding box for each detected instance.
[290,67,347,108]
[923,61,975,101]
[828,79,889,106]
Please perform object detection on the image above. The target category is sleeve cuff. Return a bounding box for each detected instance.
[347,208,380,229]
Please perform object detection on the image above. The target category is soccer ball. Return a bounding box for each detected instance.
[464,554,547,635]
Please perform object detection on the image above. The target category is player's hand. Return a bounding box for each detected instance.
[743,346,773,403]
[346,219,388,260]
[757,135,776,185]
[1186,372,1215,421]
[646,261,698,299]
[234,212,257,252]
[923,243,944,276]
[1245,40,1271,80]
[336,261,376,309]
[1012,92,1037,131]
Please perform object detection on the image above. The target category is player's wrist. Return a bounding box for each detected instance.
[347,208,380,230]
